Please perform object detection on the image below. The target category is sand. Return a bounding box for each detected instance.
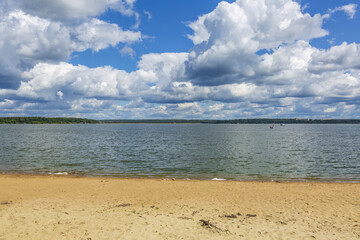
[0,174,359,240]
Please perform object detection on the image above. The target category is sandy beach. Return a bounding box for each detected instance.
[0,174,359,240]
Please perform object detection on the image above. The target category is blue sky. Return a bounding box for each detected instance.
[70,0,225,71]
[0,0,360,119]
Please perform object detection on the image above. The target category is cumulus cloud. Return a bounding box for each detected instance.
[0,10,71,88]
[74,18,141,51]
[309,42,360,73]
[137,52,189,85]
[0,6,141,89]
[2,0,139,21]
[185,0,328,86]
[71,98,111,112]
[14,62,131,101]
[1,0,360,119]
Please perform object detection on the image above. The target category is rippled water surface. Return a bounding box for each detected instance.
[0,124,359,181]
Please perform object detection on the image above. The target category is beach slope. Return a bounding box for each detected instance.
[0,174,359,239]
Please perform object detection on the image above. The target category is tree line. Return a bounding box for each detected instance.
[1,117,360,124]
[102,118,360,124]
[0,117,99,124]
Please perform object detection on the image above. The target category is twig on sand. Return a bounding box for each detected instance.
[115,203,131,207]
[192,211,199,216]
[1,201,11,205]
[200,219,229,233]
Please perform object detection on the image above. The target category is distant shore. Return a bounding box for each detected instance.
[1,116,360,124]
[1,174,359,239]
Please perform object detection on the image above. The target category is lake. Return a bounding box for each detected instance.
[0,124,359,181]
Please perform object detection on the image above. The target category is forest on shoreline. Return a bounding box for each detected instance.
[0,117,99,124]
[1,117,360,124]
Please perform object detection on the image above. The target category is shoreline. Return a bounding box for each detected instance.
[2,116,360,124]
[1,172,360,184]
[1,174,359,239]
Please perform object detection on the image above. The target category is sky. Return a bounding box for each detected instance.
[0,0,360,120]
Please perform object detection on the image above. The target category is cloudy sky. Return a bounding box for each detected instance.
[0,0,359,119]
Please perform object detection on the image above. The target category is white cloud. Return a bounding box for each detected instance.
[2,60,159,103]
[257,40,316,83]
[74,18,141,52]
[188,0,328,48]
[2,0,139,21]
[5,41,360,118]
[308,71,360,99]
[0,99,15,109]
[176,102,201,111]
[0,10,141,89]
[120,46,136,58]
[57,91,64,99]
[324,106,336,113]
[144,10,152,20]
[17,62,76,99]
[1,0,360,119]
[17,62,128,100]
[137,52,189,87]
[309,42,360,73]
[0,10,72,81]
[108,0,141,29]
[185,0,328,86]
[71,98,108,111]
[208,103,224,112]
[125,98,145,108]
[329,4,357,19]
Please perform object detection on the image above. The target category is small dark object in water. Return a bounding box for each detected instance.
[246,214,257,217]
[116,203,131,207]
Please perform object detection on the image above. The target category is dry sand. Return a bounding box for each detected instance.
[0,174,359,240]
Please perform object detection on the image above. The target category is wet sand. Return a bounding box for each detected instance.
[0,174,359,239]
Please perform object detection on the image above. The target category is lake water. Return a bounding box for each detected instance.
[0,124,359,181]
